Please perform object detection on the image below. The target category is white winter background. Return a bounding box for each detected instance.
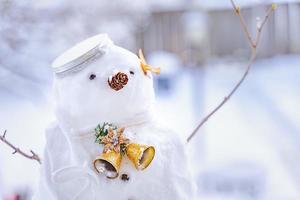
[0,0,300,200]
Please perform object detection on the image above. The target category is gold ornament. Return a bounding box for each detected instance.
[126,143,155,170]
[101,127,130,153]
[93,123,156,179]
[93,151,122,179]
[138,49,161,75]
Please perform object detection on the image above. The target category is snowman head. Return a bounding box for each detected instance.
[52,34,158,132]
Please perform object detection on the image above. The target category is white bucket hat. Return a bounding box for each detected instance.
[52,34,113,77]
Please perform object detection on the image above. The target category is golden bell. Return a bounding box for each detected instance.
[126,143,155,170]
[93,151,122,179]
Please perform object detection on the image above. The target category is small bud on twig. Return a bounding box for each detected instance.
[236,6,241,14]
[256,17,262,30]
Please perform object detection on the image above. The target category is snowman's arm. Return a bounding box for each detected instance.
[186,1,276,143]
[0,130,41,164]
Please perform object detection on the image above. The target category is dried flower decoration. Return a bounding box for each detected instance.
[95,123,130,155]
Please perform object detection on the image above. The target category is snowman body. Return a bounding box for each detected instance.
[34,34,195,200]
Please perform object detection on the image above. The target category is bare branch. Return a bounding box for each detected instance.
[2,130,6,138]
[230,0,256,48]
[187,1,276,143]
[0,130,41,164]
[255,6,274,47]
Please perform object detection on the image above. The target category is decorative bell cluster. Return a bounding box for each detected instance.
[93,123,155,179]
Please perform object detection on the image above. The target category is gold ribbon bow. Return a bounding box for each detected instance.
[139,49,161,75]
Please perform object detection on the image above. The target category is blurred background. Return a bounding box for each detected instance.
[0,0,300,199]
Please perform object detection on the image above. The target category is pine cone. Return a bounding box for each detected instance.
[108,72,128,91]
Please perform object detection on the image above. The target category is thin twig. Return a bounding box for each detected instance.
[0,130,41,164]
[255,6,274,47]
[230,0,256,48]
[187,1,276,143]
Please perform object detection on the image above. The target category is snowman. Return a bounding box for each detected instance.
[34,34,196,200]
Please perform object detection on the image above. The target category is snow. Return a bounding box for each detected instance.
[0,99,54,197]
[148,51,181,75]
[34,36,195,200]
[194,55,300,199]
[154,54,300,199]
[1,51,300,199]
[196,0,300,10]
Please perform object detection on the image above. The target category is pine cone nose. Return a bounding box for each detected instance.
[108,72,128,91]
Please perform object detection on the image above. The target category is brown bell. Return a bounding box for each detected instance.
[93,151,122,179]
[126,143,155,170]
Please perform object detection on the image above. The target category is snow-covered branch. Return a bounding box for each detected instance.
[187,0,276,143]
[0,130,41,164]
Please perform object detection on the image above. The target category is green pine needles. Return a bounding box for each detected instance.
[95,123,117,144]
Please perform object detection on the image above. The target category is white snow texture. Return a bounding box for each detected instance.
[33,34,196,200]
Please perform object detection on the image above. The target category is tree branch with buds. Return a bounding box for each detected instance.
[187,1,276,143]
[0,130,41,164]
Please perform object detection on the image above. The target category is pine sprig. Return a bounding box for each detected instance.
[94,123,117,144]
